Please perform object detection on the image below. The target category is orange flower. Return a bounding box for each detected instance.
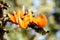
[18,11,33,28]
[32,14,47,28]
[37,14,47,28]
[8,13,16,23]
[8,9,47,29]
[8,10,33,29]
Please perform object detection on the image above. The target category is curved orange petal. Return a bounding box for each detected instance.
[37,14,47,28]
[8,13,16,23]
[18,18,28,29]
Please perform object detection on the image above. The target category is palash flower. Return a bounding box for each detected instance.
[32,13,47,28]
[8,9,24,23]
[8,9,47,29]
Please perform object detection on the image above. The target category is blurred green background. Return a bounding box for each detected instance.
[0,0,60,40]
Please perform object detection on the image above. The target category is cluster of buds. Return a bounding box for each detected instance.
[8,8,48,34]
[0,1,48,35]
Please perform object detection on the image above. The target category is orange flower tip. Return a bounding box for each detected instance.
[8,13,16,23]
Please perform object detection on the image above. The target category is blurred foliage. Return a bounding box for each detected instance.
[0,0,60,40]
